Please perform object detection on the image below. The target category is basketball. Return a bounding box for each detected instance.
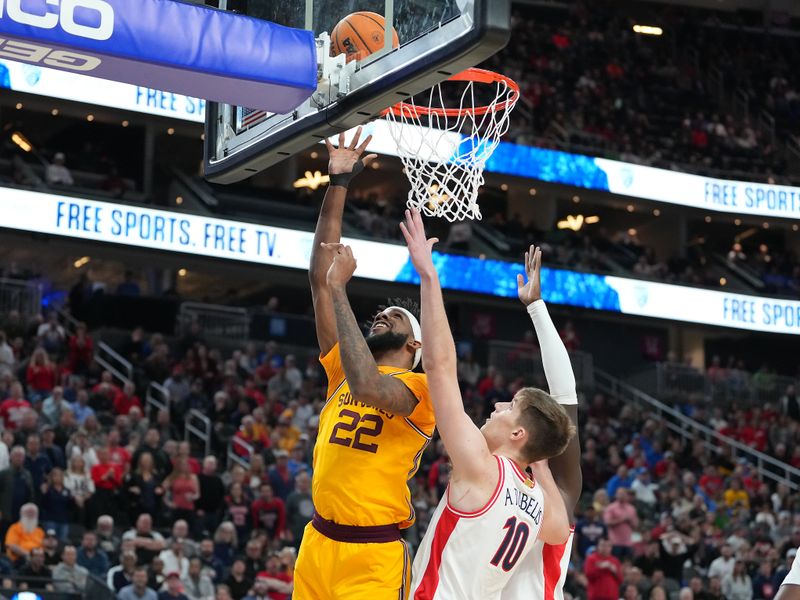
[330,11,400,63]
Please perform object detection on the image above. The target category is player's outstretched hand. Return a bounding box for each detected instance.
[517,245,543,306]
[325,126,378,176]
[321,243,357,288]
[399,209,438,278]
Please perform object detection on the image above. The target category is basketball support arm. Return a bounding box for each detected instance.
[0,0,318,113]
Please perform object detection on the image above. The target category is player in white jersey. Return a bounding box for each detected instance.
[777,546,800,600]
[400,209,576,600]
[502,247,583,600]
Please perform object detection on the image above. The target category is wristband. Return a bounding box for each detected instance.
[329,160,366,189]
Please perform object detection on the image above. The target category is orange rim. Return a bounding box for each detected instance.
[383,67,520,119]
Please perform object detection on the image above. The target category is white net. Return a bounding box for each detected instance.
[385,70,519,222]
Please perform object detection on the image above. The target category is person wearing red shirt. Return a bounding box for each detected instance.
[91,447,124,521]
[699,465,724,498]
[250,484,286,540]
[585,539,623,600]
[234,416,270,457]
[106,429,131,470]
[67,323,94,375]
[114,381,142,415]
[26,348,57,401]
[243,378,266,407]
[0,382,32,430]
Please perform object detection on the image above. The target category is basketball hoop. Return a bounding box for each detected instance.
[384,68,520,222]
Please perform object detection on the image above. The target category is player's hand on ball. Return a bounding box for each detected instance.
[325,126,378,175]
[399,209,438,277]
[517,245,543,306]
[322,243,357,287]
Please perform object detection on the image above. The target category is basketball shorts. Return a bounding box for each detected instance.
[293,521,411,600]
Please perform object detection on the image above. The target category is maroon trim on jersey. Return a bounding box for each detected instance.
[414,507,460,599]
[508,457,534,486]
[445,455,504,518]
[311,513,402,543]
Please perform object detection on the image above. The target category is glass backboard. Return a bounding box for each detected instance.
[204,0,510,183]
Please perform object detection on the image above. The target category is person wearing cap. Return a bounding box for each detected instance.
[296,128,435,600]
[158,571,189,600]
[42,528,61,566]
[45,151,74,186]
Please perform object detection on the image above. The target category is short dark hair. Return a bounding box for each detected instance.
[515,387,575,463]
[377,298,420,321]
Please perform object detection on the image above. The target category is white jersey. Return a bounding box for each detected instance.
[500,529,574,600]
[410,455,545,600]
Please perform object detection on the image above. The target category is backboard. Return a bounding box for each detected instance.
[203,0,511,184]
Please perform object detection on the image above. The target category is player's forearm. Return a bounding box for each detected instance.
[419,271,457,373]
[329,284,381,390]
[310,185,347,285]
[527,300,576,403]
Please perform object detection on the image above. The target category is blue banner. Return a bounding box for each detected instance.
[0,0,317,113]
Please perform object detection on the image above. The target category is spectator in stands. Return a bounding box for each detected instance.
[123,513,165,567]
[285,471,313,547]
[115,381,142,416]
[250,483,285,542]
[67,322,94,376]
[781,385,800,422]
[71,390,96,425]
[576,505,608,558]
[45,152,74,186]
[0,446,34,526]
[5,503,44,565]
[16,547,53,591]
[119,566,158,600]
[91,446,124,521]
[0,382,32,430]
[63,454,94,524]
[585,538,623,600]
[25,348,56,403]
[0,432,8,471]
[212,522,238,571]
[166,521,198,559]
[42,386,71,426]
[559,320,581,352]
[197,456,225,536]
[126,451,164,521]
[164,456,200,528]
[606,465,634,500]
[24,433,52,489]
[39,467,72,541]
[184,557,215,600]
[77,530,109,578]
[266,450,295,501]
[708,542,736,580]
[223,559,251,600]
[603,488,639,559]
[37,313,65,356]
[117,270,142,297]
[722,559,753,600]
[197,539,223,583]
[159,538,190,580]
[0,332,14,379]
[96,514,121,558]
[108,549,138,591]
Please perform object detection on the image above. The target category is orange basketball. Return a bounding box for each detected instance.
[330,11,400,63]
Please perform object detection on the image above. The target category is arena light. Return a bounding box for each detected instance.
[11,132,33,153]
[557,214,599,231]
[73,256,91,269]
[633,25,663,36]
[293,171,330,191]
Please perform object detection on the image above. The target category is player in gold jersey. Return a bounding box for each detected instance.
[293,128,435,600]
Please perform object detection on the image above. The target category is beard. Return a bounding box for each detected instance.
[21,517,38,533]
[365,331,408,355]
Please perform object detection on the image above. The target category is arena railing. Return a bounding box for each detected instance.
[0,276,42,319]
[228,436,254,469]
[487,340,595,391]
[186,409,212,457]
[95,341,134,384]
[596,368,800,490]
[177,302,250,341]
[146,381,170,420]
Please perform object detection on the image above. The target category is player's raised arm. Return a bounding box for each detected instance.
[400,209,496,484]
[309,127,377,355]
[322,243,422,418]
[518,246,582,518]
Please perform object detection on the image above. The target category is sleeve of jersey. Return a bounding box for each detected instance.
[319,343,345,385]
[400,373,436,432]
[527,300,578,405]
